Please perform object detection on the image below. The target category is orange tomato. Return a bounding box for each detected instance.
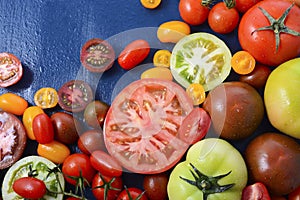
[186,83,206,105]
[22,106,44,140]
[231,51,256,75]
[140,0,161,9]
[157,21,191,43]
[37,140,70,164]
[0,93,28,115]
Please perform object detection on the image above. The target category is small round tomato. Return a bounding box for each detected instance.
[235,0,261,13]
[12,177,47,199]
[62,153,96,185]
[90,150,123,177]
[231,51,256,75]
[239,64,271,89]
[179,0,210,26]
[140,0,161,9]
[84,100,109,129]
[77,129,105,155]
[242,182,271,200]
[118,40,150,70]
[0,52,23,87]
[0,93,28,115]
[185,83,206,105]
[34,87,58,109]
[37,140,70,164]
[143,173,168,200]
[153,50,171,68]
[117,187,148,200]
[80,38,115,73]
[22,106,44,140]
[157,21,191,43]
[208,2,239,34]
[33,113,54,144]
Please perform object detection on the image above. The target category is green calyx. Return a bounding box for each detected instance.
[223,0,236,9]
[252,3,300,52]
[180,163,235,200]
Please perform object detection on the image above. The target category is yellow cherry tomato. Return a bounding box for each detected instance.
[140,0,161,9]
[153,50,172,68]
[37,140,70,164]
[231,51,256,75]
[22,106,44,140]
[186,83,206,105]
[34,87,58,109]
[157,21,191,43]
[0,93,28,115]
[141,67,173,81]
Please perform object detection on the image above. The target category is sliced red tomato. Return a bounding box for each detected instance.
[104,79,194,174]
[0,52,23,88]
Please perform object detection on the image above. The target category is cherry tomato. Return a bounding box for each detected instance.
[80,38,115,73]
[140,67,173,81]
[153,50,171,68]
[34,87,58,109]
[12,177,47,199]
[185,83,206,105]
[22,106,44,140]
[231,51,256,75]
[117,187,148,200]
[77,129,105,155]
[62,153,96,185]
[289,185,300,200]
[0,52,23,87]
[179,0,210,26]
[143,173,168,200]
[242,182,271,200]
[92,173,123,200]
[37,140,70,164]
[33,113,54,144]
[118,39,150,70]
[0,93,28,115]
[239,64,271,89]
[208,2,240,34]
[235,0,261,13]
[140,0,161,9]
[90,150,123,177]
[157,21,191,43]
[84,100,110,129]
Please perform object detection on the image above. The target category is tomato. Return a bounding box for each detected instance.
[0,92,28,115]
[157,21,191,43]
[231,50,256,75]
[0,111,27,169]
[77,129,105,155]
[37,140,70,164]
[168,138,248,200]
[179,0,210,26]
[140,67,173,81]
[0,52,23,87]
[208,2,239,34]
[264,58,300,139]
[153,50,171,68]
[33,113,54,144]
[185,83,206,105]
[143,173,168,200]
[62,153,96,185]
[242,182,271,200]
[12,177,47,199]
[140,0,161,9]
[117,187,148,200]
[58,80,93,112]
[170,32,232,91]
[289,185,300,200]
[34,87,59,109]
[238,0,300,66]
[104,79,195,174]
[80,38,115,73]
[245,132,300,196]
[235,0,261,13]
[118,39,150,70]
[90,150,123,177]
[83,100,110,129]
[92,173,123,200]
[22,106,45,140]
[239,64,271,89]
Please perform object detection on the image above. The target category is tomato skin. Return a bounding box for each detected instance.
[118,40,150,70]
[238,0,300,66]
[242,182,271,200]
[0,93,28,115]
[239,64,271,89]
[157,21,191,43]
[77,129,105,155]
[33,113,54,144]
[235,0,261,13]
[179,0,209,26]
[84,100,109,129]
[143,173,168,200]
[37,140,70,164]
[22,106,44,140]
[289,185,300,200]
[117,187,148,200]
[12,177,47,199]
[0,52,23,87]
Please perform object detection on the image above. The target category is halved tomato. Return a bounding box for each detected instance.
[0,52,23,88]
[104,79,195,174]
[170,32,232,91]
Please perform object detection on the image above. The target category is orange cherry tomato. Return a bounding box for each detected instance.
[37,140,70,164]
[231,51,256,75]
[0,93,28,115]
[186,83,206,105]
[22,106,44,140]
[157,21,191,43]
[153,50,172,68]
[34,87,58,109]
[140,0,161,9]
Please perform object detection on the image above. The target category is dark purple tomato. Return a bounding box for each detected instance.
[239,64,271,89]
[77,129,105,155]
[143,173,169,200]
[84,100,109,129]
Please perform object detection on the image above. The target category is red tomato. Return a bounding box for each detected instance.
[242,182,271,200]
[62,153,96,185]
[90,150,123,177]
[12,177,47,199]
[179,0,210,26]
[104,79,194,174]
[208,2,239,34]
[117,187,148,200]
[0,52,23,87]
[235,0,261,13]
[33,113,54,144]
[77,129,105,155]
[118,40,150,70]
[289,185,300,200]
[92,173,123,200]
[238,0,300,66]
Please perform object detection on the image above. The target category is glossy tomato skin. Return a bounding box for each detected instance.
[12,177,47,199]
[117,187,148,200]
[179,0,209,26]
[289,185,300,200]
[235,0,261,13]
[238,0,300,66]
[157,21,191,43]
[118,40,150,70]
[242,182,271,200]
[84,100,109,129]
[33,113,54,144]
[77,129,105,155]
[0,93,28,115]
[0,52,23,87]
[37,140,70,164]
[22,106,44,140]
[143,173,168,200]
[239,64,271,89]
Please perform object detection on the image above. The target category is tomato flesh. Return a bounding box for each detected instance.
[0,53,23,87]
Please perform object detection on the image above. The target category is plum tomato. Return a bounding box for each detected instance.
[0,111,27,169]
[58,80,93,112]
[179,0,210,26]
[22,106,44,140]
[84,100,109,129]
[12,177,47,199]
[153,49,171,68]
[235,0,261,13]
[77,129,105,155]
[118,39,150,70]
[37,140,70,164]
[245,132,300,196]
[33,113,54,144]
[157,21,190,43]
[0,92,28,115]
[104,78,195,174]
[143,173,168,200]
[140,67,173,81]
[0,52,23,88]
[242,182,271,200]
[140,0,161,9]
[34,87,59,109]
[239,64,271,89]
[117,187,148,200]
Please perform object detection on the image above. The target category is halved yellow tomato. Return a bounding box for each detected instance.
[34,87,58,109]
[157,21,191,43]
[153,49,172,68]
[140,0,161,9]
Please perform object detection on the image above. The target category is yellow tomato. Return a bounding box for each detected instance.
[37,140,70,164]
[141,67,173,81]
[22,106,44,140]
[34,87,58,109]
[140,0,161,9]
[0,93,28,115]
[157,21,191,43]
[153,49,172,68]
[186,83,206,105]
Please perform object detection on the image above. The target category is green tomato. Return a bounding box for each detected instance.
[167,138,247,200]
[264,57,300,139]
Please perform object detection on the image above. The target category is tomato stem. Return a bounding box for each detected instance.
[92,173,121,200]
[223,0,236,9]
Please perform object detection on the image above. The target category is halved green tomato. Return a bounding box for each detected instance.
[2,156,65,200]
[170,32,232,91]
